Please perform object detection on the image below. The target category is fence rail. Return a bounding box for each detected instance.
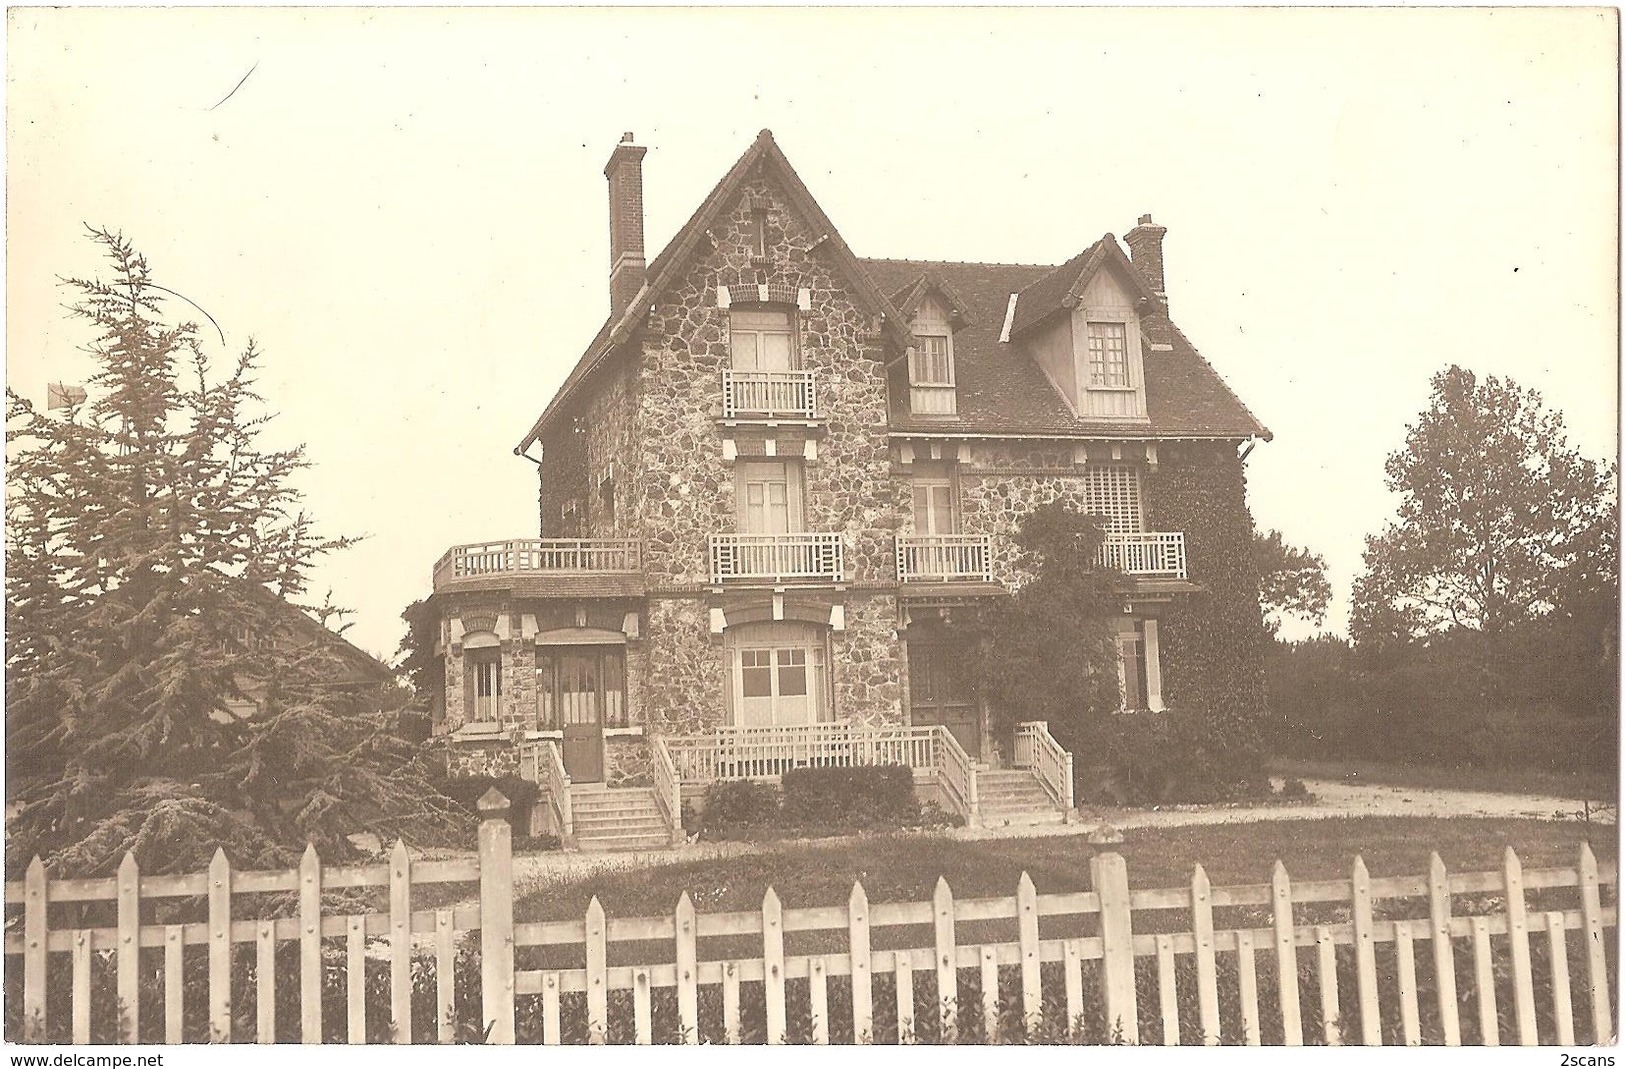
[433,538,641,589]
[9,824,1613,1046]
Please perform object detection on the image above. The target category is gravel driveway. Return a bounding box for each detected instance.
[500,778,1615,882]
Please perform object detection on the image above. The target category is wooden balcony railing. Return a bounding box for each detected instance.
[433,538,641,590]
[1098,531,1187,579]
[721,369,817,419]
[895,533,993,583]
[709,533,843,584]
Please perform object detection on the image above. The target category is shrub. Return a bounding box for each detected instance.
[780,765,918,829]
[1078,714,1270,806]
[699,780,780,833]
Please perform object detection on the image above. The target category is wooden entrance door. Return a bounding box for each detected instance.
[558,651,604,782]
[908,642,981,759]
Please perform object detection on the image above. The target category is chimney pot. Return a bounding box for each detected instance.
[605,134,649,318]
[1138,213,1154,226]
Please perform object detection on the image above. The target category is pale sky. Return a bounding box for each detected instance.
[7,6,1618,661]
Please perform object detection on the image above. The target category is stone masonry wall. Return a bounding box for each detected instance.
[635,174,900,587]
[640,598,725,735]
[829,593,905,727]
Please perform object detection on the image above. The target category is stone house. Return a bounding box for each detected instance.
[426,130,1271,849]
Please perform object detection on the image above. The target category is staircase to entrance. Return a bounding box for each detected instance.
[570,785,675,851]
[976,768,1070,825]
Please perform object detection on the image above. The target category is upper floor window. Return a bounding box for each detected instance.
[1083,464,1143,535]
[730,309,797,371]
[911,476,957,534]
[909,297,957,416]
[736,459,805,534]
[1087,322,1130,387]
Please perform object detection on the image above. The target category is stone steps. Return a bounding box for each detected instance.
[974,769,1068,825]
[569,787,676,851]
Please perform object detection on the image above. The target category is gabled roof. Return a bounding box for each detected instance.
[1006,235,1160,337]
[863,257,1271,441]
[888,271,977,328]
[518,130,910,452]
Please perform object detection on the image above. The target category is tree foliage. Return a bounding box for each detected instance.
[1351,365,1617,647]
[1253,528,1331,634]
[5,229,466,876]
[954,501,1122,743]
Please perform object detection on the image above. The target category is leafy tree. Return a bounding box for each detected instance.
[1351,365,1617,647]
[5,229,466,876]
[954,501,1123,744]
[1253,528,1331,635]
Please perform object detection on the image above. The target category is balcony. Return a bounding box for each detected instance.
[1098,532,1187,579]
[433,538,642,593]
[721,369,818,420]
[709,533,843,584]
[895,534,993,583]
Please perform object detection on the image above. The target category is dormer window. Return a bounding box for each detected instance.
[908,297,957,416]
[1087,322,1130,388]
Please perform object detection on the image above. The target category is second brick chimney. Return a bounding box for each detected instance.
[605,132,648,319]
[1124,214,1168,306]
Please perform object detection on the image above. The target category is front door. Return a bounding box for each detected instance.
[557,651,604,782]
[908,642,981,759]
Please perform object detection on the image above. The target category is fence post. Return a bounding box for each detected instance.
[299,844,323,1043]
[117,852,140,1043]
[849,880,872,1043]
[1017,872,1041,1025]
[23,856,46,1042]
[1092,852,1138,1044]
[478,788,516,1044]
[1190,863,1220,1045]
[1271,861,1303,1045]
[208,848,233,1043]
[586,897,608,1043]
[934,877,958,1039]
[675,893,699,1044]
[763,887,787,1044]
[1504,847,1538,1045]
[1351,855,1381,1045]
[389,839,413,1043]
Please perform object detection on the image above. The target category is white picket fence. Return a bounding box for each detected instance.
[4,797,1616,1045]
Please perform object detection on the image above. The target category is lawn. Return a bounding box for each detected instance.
[1269,755,1618,802]
[512,816,1616,923]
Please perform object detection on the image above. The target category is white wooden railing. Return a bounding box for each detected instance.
[663,723,938,782]
[1098,531,1187,578]
[933,725,981,826]
[538,740,574,848]
[1014,720,1074,811]
[722,369,818,419]
[709,533,844,583]
[895,533,994,583]
[650,736,682,846]
[662,723,983,826]
[433,538,641,589]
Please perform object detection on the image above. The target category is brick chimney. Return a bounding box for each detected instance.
[605,132,648,319]
[1124,214,1168,304]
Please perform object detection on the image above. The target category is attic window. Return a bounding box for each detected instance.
[1087,322,1130,388]
[908,297,958,417]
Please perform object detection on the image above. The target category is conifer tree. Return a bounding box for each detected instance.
[6,229,465,875]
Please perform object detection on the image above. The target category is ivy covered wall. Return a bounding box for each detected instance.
[1143,441,1270,748]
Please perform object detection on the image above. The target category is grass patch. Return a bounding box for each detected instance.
[1269,755,1619,801]
[514,816,1615,922]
